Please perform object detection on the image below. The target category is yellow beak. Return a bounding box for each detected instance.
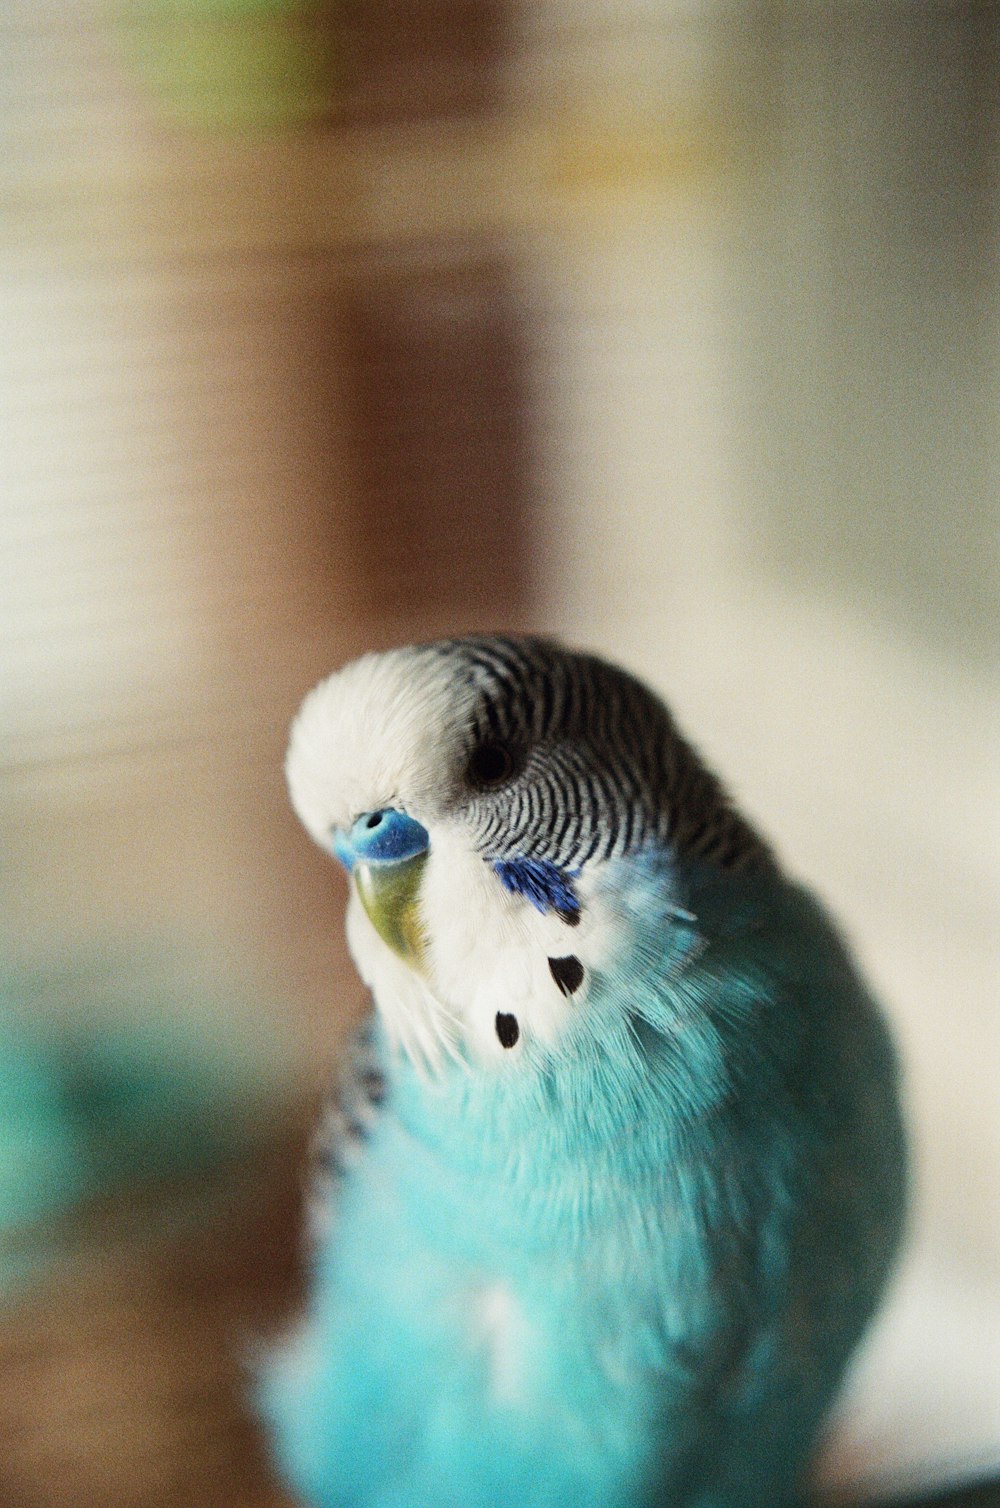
[354,852,428,965]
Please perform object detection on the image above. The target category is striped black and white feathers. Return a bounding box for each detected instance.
[434,635,762,873]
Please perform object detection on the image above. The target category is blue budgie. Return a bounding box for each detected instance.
[262,635,907,1508]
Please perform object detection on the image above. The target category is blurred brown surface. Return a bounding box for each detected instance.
[336,247,536,616]
[339,0,509,124]
[0,1117,309,1508]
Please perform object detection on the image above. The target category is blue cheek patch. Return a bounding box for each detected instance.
[491,857,581,924]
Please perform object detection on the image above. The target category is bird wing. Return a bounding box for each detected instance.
[305,1008,386,1246]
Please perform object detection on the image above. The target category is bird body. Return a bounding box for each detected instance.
[263,637,906,1508]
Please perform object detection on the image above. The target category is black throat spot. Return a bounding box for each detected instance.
[495,1012,520,1049]
[548,955,584,997]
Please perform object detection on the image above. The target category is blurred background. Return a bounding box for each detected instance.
[1,3,997,1506]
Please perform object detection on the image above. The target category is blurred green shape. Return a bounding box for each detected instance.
[0,948,298,1294]
[0,1020,90,1232]
[121,0,341,130]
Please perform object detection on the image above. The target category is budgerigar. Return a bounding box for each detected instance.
[262,636,907,1508]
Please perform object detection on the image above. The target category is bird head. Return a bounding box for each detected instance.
[287,636,763,1073]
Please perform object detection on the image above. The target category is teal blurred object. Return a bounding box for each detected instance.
[0,949,296,1291]
[0,1015,90,1235]
[120,0,341,130]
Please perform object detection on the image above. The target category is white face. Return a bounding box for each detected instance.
[286,645,620,1072]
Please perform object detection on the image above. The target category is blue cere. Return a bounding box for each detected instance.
[332,829,356,871]
[492,856,580,920]
[333,809,429,871]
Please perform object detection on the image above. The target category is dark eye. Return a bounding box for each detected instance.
[467,739,516,788]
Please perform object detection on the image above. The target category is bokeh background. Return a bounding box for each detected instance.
[1,3,997,1506]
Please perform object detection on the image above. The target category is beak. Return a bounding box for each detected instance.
[333,809,430,964]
